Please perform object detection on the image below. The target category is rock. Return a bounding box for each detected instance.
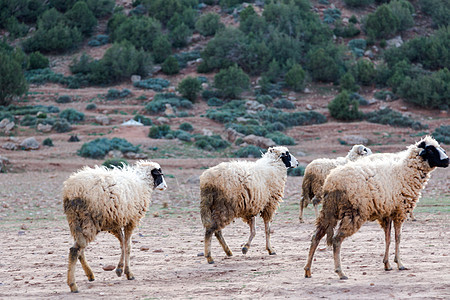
[95,115,110,126]
[236,117,251,124]
[0,155,9,171]
[386,36,403,48]
[155,117,170,125]
[364,50,374,59]
[20,137,40,150]
[226,127,244,142]
[68,135,80,142]
[288,96,296,101]
[305,104,313,110]
[37,123,52,132]
[245,100,266,112]
[341,135,369,145]
[107,150,123,158]
[4,121,14,133]
[367,98,377,105]
[123,152,147,159]
[164,103,175,116]
[167,86,176,93]
[400,106,408,111]
[0,118,10,128]
[243,134,276,149]
[102,265,115,271]
[131,75,141,83]
[140,246,150,251]
[201,83,208,89]
[202,129,213,136]
[304,88,311,94]
[2,142,17,150]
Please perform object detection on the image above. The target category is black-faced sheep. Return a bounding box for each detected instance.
[200,146,298,264]
[63,161,167,292]
[304,136,448,279]
[299,144,372,222]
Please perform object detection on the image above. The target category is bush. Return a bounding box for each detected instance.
[328,91,362,121]
[334,22,361,38]
[174,130,192,142]
[344,0,373,7]
[107,88,131,100]
[170,23,192,48]
[287,166,305,176]
[133,114,152,126]
[59,108,84,123]
[348,39,367,58]
[86,103,97,110]
[43,138,54,147]
[207,97,224,107]
[195,13,223,36]
[148,124,171,139]
[234,145,264,158]
[365,5,398,39]
[177,77,202,102]
[340,72,358,92]
[266,131,295,145]
[152,35,172,64]
[134,78,170,91]
[323,8,341,24]
[388,0,415,32]
[0,51,28,106]
[432,125,450,145]
[257,109,327,127]
[102,158,129,169]
[194,135,230,151]
[145,93,193,114]
[214,65,250,99]
[306,46,342,83]
[365,108,428,130]
[285,64,305,92]
[65,1,97,36]
[56,95,72,103]
[256,95,273,105]
[420,0,450,27]
[110,16,162,51]
[88,34,109,47]
[273,99,295,109]
[53,118,72,133]
[161,56,180,75]
[374,90,397,101]
[78,137,140,158]
[28,52,49,70]
[353,59,376,86]
[179,122,194,132]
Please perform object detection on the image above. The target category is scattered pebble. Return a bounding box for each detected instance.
[102,265,115,271]
[153,249,163,253]
[140,246,150,251]
[197,252,204,257]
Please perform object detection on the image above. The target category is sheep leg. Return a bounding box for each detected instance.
[393,220,407,270]
[312,197,320,220]
[409,211,416,221]
[332,232,348,280]
[304,226,327,278]
[78,248,95,281]
[123,224,136,280]
[215,230,232,257]
[299,197,305,223]
[242,216,256,254]
[264,218,276,255]
[204,227,215,264]
[110,229,125,277]
[67,243,80,293]
[381,217,393,271]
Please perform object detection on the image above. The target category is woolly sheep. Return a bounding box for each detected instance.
[304,136,448,279]
[63,161,167,293]
[299,144,372,222]
[200,146,298,264]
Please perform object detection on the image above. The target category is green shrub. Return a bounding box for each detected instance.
[306,46,343,83]
[353,59,377,86]
[365,5,398,39]
[273,99,295,109]
[0,51,28,106]
[133,114,153,126]
[287,166,305,176]
[323,8,341,24]
[257,109,327,127]
[174,130,192,142]
[207,97,224,107]
[348,39,367,58]
[53,118,72,133]
[266,131,295,145]
[170,23,192,48]
[86,103,97,110]
[344,0,373,7]
[349,15,358,24]
[149,124,171,139]
[88,34,109,47]
[334,22,361,38]
[256,95,273,105]
[195,13,223,36]
[161,56,180,75]
[134,78,170,91]
[107,88,131,100]
[145,93,193,114]
[152,35,172,64]
[285,64,305,91]
[419,0,449,27]
[177,77,202,101]
[374,90,397,101]
[21,114,37,127]
[214,65,250,99]
[43,138,54,147]
[328,91,362,121]
[78,137,140,158]
[59,108,84,123]
[28,52,49,70]
[364,108,428,129]
[102,158,129,169]
[265,121,286,132]
[234,145,264,158]
[388,0,415,32]
[179,122,194,132]
[56,95,72,103]
[194,134,230,151]
[228,123,268,137]
[65,1,97,36]
[340,72,358,92]
[432,125,450,145]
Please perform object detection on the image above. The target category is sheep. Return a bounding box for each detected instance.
[304,136,448,280]
[299,144,372,223]
[200,146,298,264]
[63,160,167,293]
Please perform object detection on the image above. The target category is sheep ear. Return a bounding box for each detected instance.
[418,141,426,149]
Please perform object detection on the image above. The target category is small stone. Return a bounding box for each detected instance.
[370,283,375,286]
[153,249,163,253]
[197,252,204,257]
[140,246,150,251]
[102,265,115,271]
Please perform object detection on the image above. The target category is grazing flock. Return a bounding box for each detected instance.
[62,138,448,292]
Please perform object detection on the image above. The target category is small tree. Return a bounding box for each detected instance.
[28,52,49,70]
[214,65,250,99]
[365,5,399,39]
[161,56,180,75]
[65,1,97,36]
[0,51,28,105]
[328,90,362,121]
[152,35,172,64]
[170,23,191,48]
[195,13,223,36]
[177,77,202,102]
[340,72,358,92]
[285,64,306,91]
[353,59,377,86]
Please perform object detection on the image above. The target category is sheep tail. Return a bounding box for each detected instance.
[315,191,341,247]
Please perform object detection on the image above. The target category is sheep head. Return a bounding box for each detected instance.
[266,146,299,168]
[346,144,372,161]
[135,160,168,190]
[417,136,449,168]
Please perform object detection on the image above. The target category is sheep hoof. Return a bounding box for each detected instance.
[304,269,311,278]
[208,260,215,264]
[385,267,392,271]
[88,277,95,282]
[299,219,304,223]
[69,283,79,293]
[127,275,135,280]
[116,268,123,277]
[398,266,408,271]
[269,251,276,255]
[340,275,348,280]
[242,247,249,254]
